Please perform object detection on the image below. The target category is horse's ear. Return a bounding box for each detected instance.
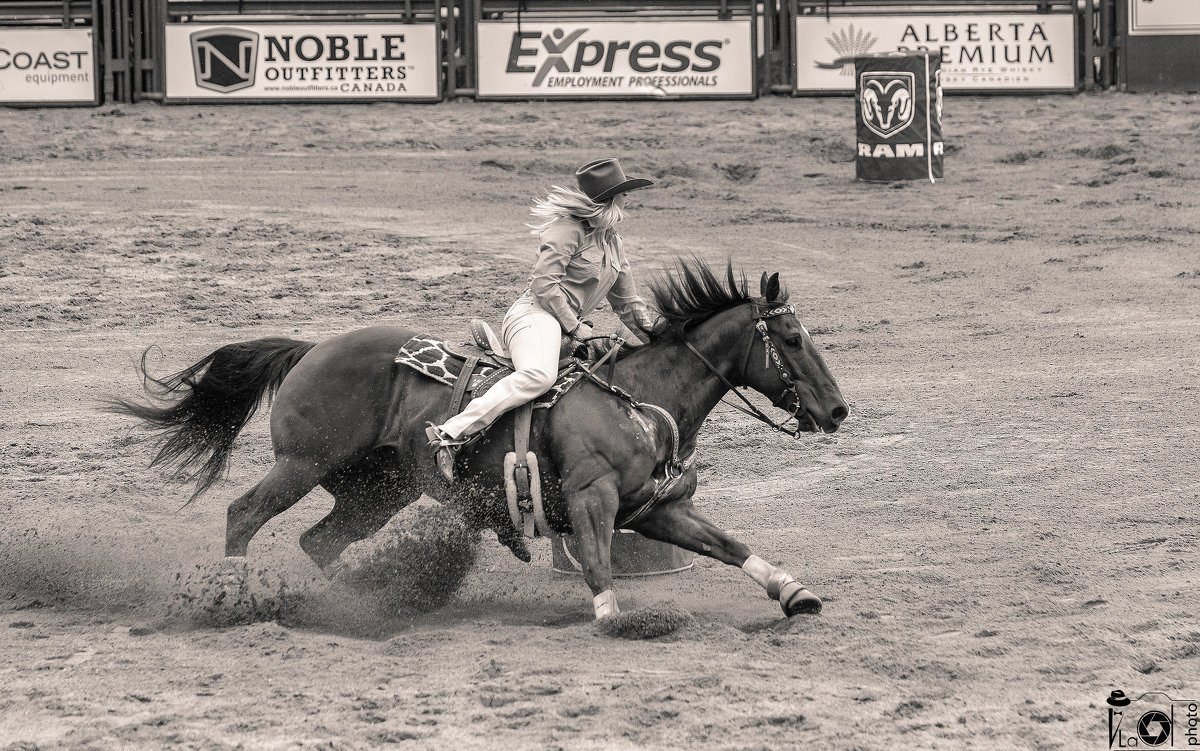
[764,272,781,301]
[759,272,769,297]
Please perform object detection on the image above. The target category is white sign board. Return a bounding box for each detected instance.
[476,19,754,98]
[1129,0,1200,35]
[795,14,1076,92]
[165,23,440,100]
[0,28,96,104]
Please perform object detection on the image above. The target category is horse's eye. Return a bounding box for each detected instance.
[785,336,802,348]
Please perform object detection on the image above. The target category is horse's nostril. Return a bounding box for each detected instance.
[831,405,848,422]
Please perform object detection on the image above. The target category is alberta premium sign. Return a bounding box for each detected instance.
[795,13,1076,92]
[476,19,755,99]
[0,28,97,104]
[164,22,440,101]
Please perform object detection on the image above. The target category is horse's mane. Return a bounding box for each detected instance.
[645,257,788,342]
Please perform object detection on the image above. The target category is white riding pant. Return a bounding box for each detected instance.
[439,295,561,439]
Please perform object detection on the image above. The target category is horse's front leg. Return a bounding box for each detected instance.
[633,500,823,616]
[564,478,621,620]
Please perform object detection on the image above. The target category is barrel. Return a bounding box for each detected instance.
[853,51,944,183]
[551,530,694,577]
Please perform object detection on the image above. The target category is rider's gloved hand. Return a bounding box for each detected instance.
[571,321,593,341]
[635,313,656,341]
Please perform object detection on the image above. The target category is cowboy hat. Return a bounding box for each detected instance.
[576,158,654,203]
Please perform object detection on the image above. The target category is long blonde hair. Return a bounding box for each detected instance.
[528,185,625,248]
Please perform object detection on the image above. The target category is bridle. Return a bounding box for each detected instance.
[681,300,808,438]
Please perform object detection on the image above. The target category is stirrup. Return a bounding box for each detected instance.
[425,423,472,449]
[425,424,475,482]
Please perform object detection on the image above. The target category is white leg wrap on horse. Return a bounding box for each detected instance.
[766,570,804,601]
[593,590,619,619]
[742,555,778,589]
[221,556,248,571]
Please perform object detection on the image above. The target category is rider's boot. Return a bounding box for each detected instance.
[425,423,472,482]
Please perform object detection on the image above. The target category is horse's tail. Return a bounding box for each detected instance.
[104,337,316,503]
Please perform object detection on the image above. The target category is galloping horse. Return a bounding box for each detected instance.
[110,260,848,620]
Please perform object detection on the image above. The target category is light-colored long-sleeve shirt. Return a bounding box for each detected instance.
[527,216,650,336]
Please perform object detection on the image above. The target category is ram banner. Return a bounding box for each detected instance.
[476,19,754,99]
[164,23,439,101]
[795,13,1075,92]
[1129,0,1200,35]
[854,53,943,183]
[0,28,97,104]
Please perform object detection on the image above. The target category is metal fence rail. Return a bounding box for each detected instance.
[0,0,95,24]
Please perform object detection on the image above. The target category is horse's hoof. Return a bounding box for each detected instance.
[500,534,532,563]
[780,585,823,617]
[218,556,248,582]
[493,524,532,563]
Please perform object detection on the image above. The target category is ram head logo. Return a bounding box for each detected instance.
[860,72,915,139]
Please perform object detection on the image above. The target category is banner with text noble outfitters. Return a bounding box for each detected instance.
[476,19,754,99]
[795,13,1075,93]
[164,23,440,101]
[0,28,98,104]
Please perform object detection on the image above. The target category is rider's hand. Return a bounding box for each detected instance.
[571,322,593,341]
[635,313,656,341]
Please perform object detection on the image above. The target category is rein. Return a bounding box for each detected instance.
[682,302,807,438]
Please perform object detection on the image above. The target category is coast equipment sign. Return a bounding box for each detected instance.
[0,27,98,105]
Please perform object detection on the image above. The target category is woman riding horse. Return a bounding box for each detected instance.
[109,259,849,622]
[425,158,657,481]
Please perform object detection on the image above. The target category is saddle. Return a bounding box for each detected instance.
[395,321,586,539]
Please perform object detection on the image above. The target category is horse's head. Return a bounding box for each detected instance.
[647,260,848,435]
[737,272,848,434]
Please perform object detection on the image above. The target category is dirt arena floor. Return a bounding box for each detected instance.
[1,92,1198,750]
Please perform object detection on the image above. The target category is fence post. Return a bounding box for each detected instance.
[130,0,163,100]
[98,0,133,102]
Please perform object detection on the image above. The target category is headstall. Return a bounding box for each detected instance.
[682,300,808,438]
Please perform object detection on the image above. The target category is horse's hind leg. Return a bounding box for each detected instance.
[225,455,325,558]
[301,450,417,574]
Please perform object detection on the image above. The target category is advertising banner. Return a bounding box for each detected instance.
[854,52,943,183]
[1129,0,1200,35]
[164,23,440,101]
[476,19,755,99]
[0,28,97,104]
[795,13,1076,92]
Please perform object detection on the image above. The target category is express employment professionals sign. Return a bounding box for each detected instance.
[476,19,754,98]
[164,23,439,101]
[795,13,1075,92]
[0,28,97,104]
